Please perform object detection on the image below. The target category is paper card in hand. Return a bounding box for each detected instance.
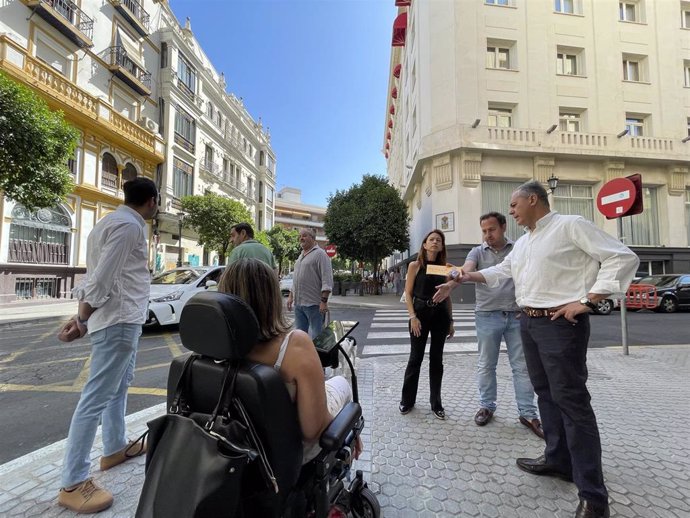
[426,265,451,277]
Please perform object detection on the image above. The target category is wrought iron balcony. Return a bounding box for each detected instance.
[21,0,94,48]
[200,159,221,176]
[108,0,150,37]
[106,46,151,96]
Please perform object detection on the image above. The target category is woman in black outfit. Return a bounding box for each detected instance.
[399,229,454,420]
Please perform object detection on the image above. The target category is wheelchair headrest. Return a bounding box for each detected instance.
[179,291,260,360]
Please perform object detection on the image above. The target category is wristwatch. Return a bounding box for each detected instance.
[579,297,597,311]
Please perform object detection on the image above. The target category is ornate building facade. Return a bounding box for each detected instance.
[0,0,165,302]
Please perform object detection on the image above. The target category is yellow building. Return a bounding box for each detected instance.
[0,0,165,303]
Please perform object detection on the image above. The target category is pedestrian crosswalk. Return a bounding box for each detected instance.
[360,309,506,357]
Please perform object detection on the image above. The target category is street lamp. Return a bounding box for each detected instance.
[176,211,186,267]
[547,174,559,194]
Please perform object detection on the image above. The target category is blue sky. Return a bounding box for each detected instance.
[168,0,397,207]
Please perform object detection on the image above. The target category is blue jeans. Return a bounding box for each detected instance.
[294,304,324,339]
[475,310,538,419]
[61,323,141,488]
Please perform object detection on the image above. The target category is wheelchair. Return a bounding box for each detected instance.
[165,291,381,518]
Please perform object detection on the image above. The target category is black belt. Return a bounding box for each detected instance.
[413,297,438,308]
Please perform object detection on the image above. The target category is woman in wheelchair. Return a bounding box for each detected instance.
[218,258,362,464]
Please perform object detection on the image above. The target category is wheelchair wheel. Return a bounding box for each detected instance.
[351,487,380,518]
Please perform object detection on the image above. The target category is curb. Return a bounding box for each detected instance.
[0,315,68,330]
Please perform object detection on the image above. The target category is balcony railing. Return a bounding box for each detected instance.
[22,0,93,47]
[200,159,221,176]
[108,0,150,37]
[8,239,68,265]
[0,37,163,161]
[101,170,119,190]
[106,46,151,96]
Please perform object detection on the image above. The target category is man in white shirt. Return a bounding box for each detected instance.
[57,177,158,514]
[434,181,638,518]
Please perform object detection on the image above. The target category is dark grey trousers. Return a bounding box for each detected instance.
[520,313,608,506]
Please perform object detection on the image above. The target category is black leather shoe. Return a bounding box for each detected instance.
[474,408,494,426]
[519,416,545,439]
[575,499,610,518]
[399,403,413,415]
[515,455,573,482]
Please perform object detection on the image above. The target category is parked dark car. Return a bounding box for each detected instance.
[636,274,690,313]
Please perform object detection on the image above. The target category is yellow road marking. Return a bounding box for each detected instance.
[0,355,90,370]
[0,383,166,396]
[0,328,56,364]
[72,356,91,390]
[164,335,184,359]
[135,362,171,373]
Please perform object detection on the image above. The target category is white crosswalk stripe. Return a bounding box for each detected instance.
[361,308,506,357]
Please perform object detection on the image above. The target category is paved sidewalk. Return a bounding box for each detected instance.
[1,345,688,517]
[0,300,77,328]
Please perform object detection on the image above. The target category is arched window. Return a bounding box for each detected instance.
[122,162,138,183]
[8,204,71,265]
[101,152,118,190]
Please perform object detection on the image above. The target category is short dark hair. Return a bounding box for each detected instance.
[515,180,550,208]
[480,212,506,226]
[123,177,157,207]
[231,222,254,238]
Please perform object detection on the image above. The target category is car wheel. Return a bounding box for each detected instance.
[594,299,613,315]
[659,296,678,313]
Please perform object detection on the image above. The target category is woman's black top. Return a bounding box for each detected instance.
[413,260,446,301]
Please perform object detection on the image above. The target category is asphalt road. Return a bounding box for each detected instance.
[0,304,687,464]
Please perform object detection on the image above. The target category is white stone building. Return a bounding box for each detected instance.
[155,6,276,269]
[274,187,328,245]
[384,0,690,296]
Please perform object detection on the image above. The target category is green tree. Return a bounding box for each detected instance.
[267,225,301,274]
[0,72,78,210]
[324,175,409,294]
[181,193,252,264]
[254,229,271,249]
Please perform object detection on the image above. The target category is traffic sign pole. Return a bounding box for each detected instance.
[617,217,629,356]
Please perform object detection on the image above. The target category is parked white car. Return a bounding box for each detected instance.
[146,266,225,327]
[279,274,293,296]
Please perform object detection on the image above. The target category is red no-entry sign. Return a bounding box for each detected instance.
[596,178,637,219]
[325,244,337,258]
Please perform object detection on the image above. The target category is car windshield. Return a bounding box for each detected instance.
[638,275,678,288]
[151,269,207,285]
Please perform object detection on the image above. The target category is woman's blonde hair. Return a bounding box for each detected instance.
[218,258,291,341]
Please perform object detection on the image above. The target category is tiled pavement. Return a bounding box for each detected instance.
[1,346,689,517]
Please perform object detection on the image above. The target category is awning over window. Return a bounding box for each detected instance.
[391,87,398,99]
[117,28,146,70]
[395,0,411,6]
[385,142,390,150]
[388,119,393,129]
[387,131,391,139]
[392,13,407,47]
[393,64,401,78]
[389,104,395,115]
[385,152,389,159]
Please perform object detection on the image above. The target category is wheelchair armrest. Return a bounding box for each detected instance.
[319,402,362,452]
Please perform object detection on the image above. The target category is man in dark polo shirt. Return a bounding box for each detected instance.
[287,228,333,338]
[462,212,542,439]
